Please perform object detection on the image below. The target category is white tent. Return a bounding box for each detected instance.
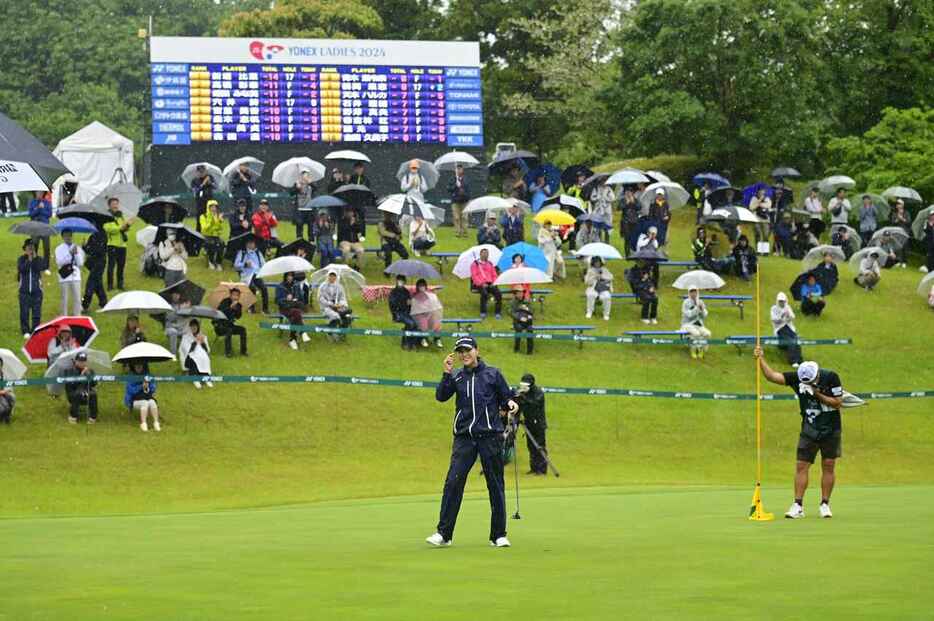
[51,121,134,207]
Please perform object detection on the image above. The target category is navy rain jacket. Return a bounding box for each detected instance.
[436,359,515,437]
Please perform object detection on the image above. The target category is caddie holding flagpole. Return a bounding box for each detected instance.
[426,336,519,548]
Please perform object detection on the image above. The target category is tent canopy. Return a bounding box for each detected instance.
[52,121,134,206]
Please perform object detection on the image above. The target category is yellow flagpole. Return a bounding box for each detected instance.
[749,264,773,520]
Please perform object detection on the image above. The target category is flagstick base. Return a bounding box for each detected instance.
[748,482,774,521]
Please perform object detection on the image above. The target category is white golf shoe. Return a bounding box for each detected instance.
[301,332,311,343]
[819,502,833,518]
[784,502,805,519]
[491,536,511,547]
[425,533,451,547]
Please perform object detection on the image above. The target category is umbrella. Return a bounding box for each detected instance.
[541,194,585,215]
[159,279,206,306]
[181,162,226,192]
[44,348,111,397]
[818,175,856,194]
[860,193,891,221]
[561,165,594,189]
[882,186,922,204]
[113,342,175,365]
[385,259,441,281]
[506,198,532,213]
[0,349,27,380]
[307,195,347,210]
[692,172,730,188]
[279,238,317,257]
[224,231,257,261]
[10,221,57,237]
[56,203,115,228]
[138,197,187,225]
[488,150,538,176]
[207,282,258,310]
[627,247,669,262]
[463,195,512,214]
[574,242,623,260]
[136,225,158,247]
[223,156,265,184]
[154,223,205,256]
[324,150,370,163]
[848,247,886,272]
[708,206,763,224]
[638,182,691,210]
[494,267,552,286]
[272,157,326,188]
[53,217,98,234]
[452,245,504,279]
[741,182,774,207]
[912,205,934,239]
[578,212,611,230]
[434,151,479,172]
[332,184,375,206]
[23,316,99,363]
[644,170,671,183]
[581,173,611,193]
[706,186,744,208]
[523,164,562,195]
[533,208,576,226]
[771,166,801,179]
[869,226,910,249]
[89,182,143,217]
[257,255,314,279]
[830,224,862,250]
[917,272,934,297]
[671,270,726,290]
[497,242,548,272]
[309,265,366,290]
[395,159,440,190]
[101,290,173,314]
[0,111,70,190]
[378,194,436,220]
[176,305,227,321]
[607,168,650,186]
[802,245,847,271]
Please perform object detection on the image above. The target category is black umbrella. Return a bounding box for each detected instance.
[10,221,57,237]
[488,150,539,176]
[224,231,258,260]
[175,305,226,321]
[541,194,586,216]
[626,247,669,262]
[707,186,743,208]
[279,238,316,258]
[0,110,70,190]
[332,184,375,207]
[56,203,115,228]
[154,223,205,257]
[139,196,188,225]
[770,166,801,179]
[581,173,610,193]
[561,165,594,189]
[159,279,206,306]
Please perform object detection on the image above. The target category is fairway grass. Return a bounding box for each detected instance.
[1,484,932,621]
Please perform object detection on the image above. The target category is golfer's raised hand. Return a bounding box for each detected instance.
[443,354,455,374]
[753,345,763,358]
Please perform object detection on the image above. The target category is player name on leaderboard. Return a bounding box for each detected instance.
[151,63,482,146]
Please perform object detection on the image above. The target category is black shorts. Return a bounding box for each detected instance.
[796,433,842,463]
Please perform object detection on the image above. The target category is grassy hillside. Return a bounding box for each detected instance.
[2,207,933,517]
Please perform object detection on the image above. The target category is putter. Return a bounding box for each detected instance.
[520,421,560,477]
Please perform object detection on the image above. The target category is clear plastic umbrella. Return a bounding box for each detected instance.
[860,193,891,221]
[671,270,726,290]
[89,182,143,217]
[911,205,934,239]
[272,157,325,188]
[917,271,934,297]
[222,156,265,184]
[100,290,173,314]
[395,159,440,190]
[256,255,314,279]
[802,245,847,271]
[882,186,922,204]
[574,242,623,260]
[0,349,27,380]
[180,162,225,192]
[434,151,479,172]
[136,225,158,247]
[830,224,862,250]
[309,265,366,289]
[452,245,503,279]
[869,226,910,249]
[607,168,649,185]
[818,175,856,194]
[463,195,512,214]
[44,348,111,396]
[493,267,552,286]
[378,194,436,220]
[848,247,885,272]
[638,182,691,210]
[324,150,370,163]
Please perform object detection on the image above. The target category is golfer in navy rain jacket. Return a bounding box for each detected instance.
[426,336,518,548]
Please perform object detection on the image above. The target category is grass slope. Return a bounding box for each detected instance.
[1,208,933,517]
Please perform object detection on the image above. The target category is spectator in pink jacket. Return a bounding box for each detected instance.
[469,248,502,319]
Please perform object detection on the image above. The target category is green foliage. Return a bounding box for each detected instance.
[218,0,384,39]
[360,0,443,40]
[824,107,934,204]
[594,154,711,185]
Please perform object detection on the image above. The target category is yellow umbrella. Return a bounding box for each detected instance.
[533,209,575,226]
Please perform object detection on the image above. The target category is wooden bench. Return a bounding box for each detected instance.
[680,294,751,319]
[441,318,482,332]
[530,324,595,349]
[432,252,461,270]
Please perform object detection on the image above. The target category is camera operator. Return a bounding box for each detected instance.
[515,373,548,475]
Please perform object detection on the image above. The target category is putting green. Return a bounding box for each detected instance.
[2,485,931,620]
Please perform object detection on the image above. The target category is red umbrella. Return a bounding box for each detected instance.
[22,316,99,363]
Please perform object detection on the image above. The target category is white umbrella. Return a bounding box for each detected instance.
[222,157,265,184]
[882,186,922,204]
[506,198,532,212]
[638,182,691,210]
[0,349,27,380]
[607,168,650,185]
[396,159,440,190]
[802,245,847,271]
[671,270,726,290]
[89,182,143,217]
[452,245,503,279]
[434,151,480,172]
[494,267,552,286]
[309,265,366,289]
[324,149,370,163]
[257,255,314,279]
[848,247,885,272]
[44,348,112,396]
[100,290,173,314]
[917,271,934,297]
[180,163,226,193]
[710,206,763,224]
[272,157,326,188]
[378,194,436,220]
[574,242,623,260]
[113,342,175,364]
[135,225,158,247]
[464,195,512,214]
[818,175,856,194]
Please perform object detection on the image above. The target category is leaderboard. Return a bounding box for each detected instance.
[150,38,483,147]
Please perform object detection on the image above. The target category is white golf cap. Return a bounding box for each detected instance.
[776,292,788,303]
[797,361,819,384]
[655,188,665,195]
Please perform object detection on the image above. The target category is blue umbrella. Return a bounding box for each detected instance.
[524,164,562,196]
[54,217,98,234]
[309,195,347,209]
[579,212,612,230]
[692,172,730,188]
[742,182,774,207]
[385,259,441,281]
[498,242,548,272]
